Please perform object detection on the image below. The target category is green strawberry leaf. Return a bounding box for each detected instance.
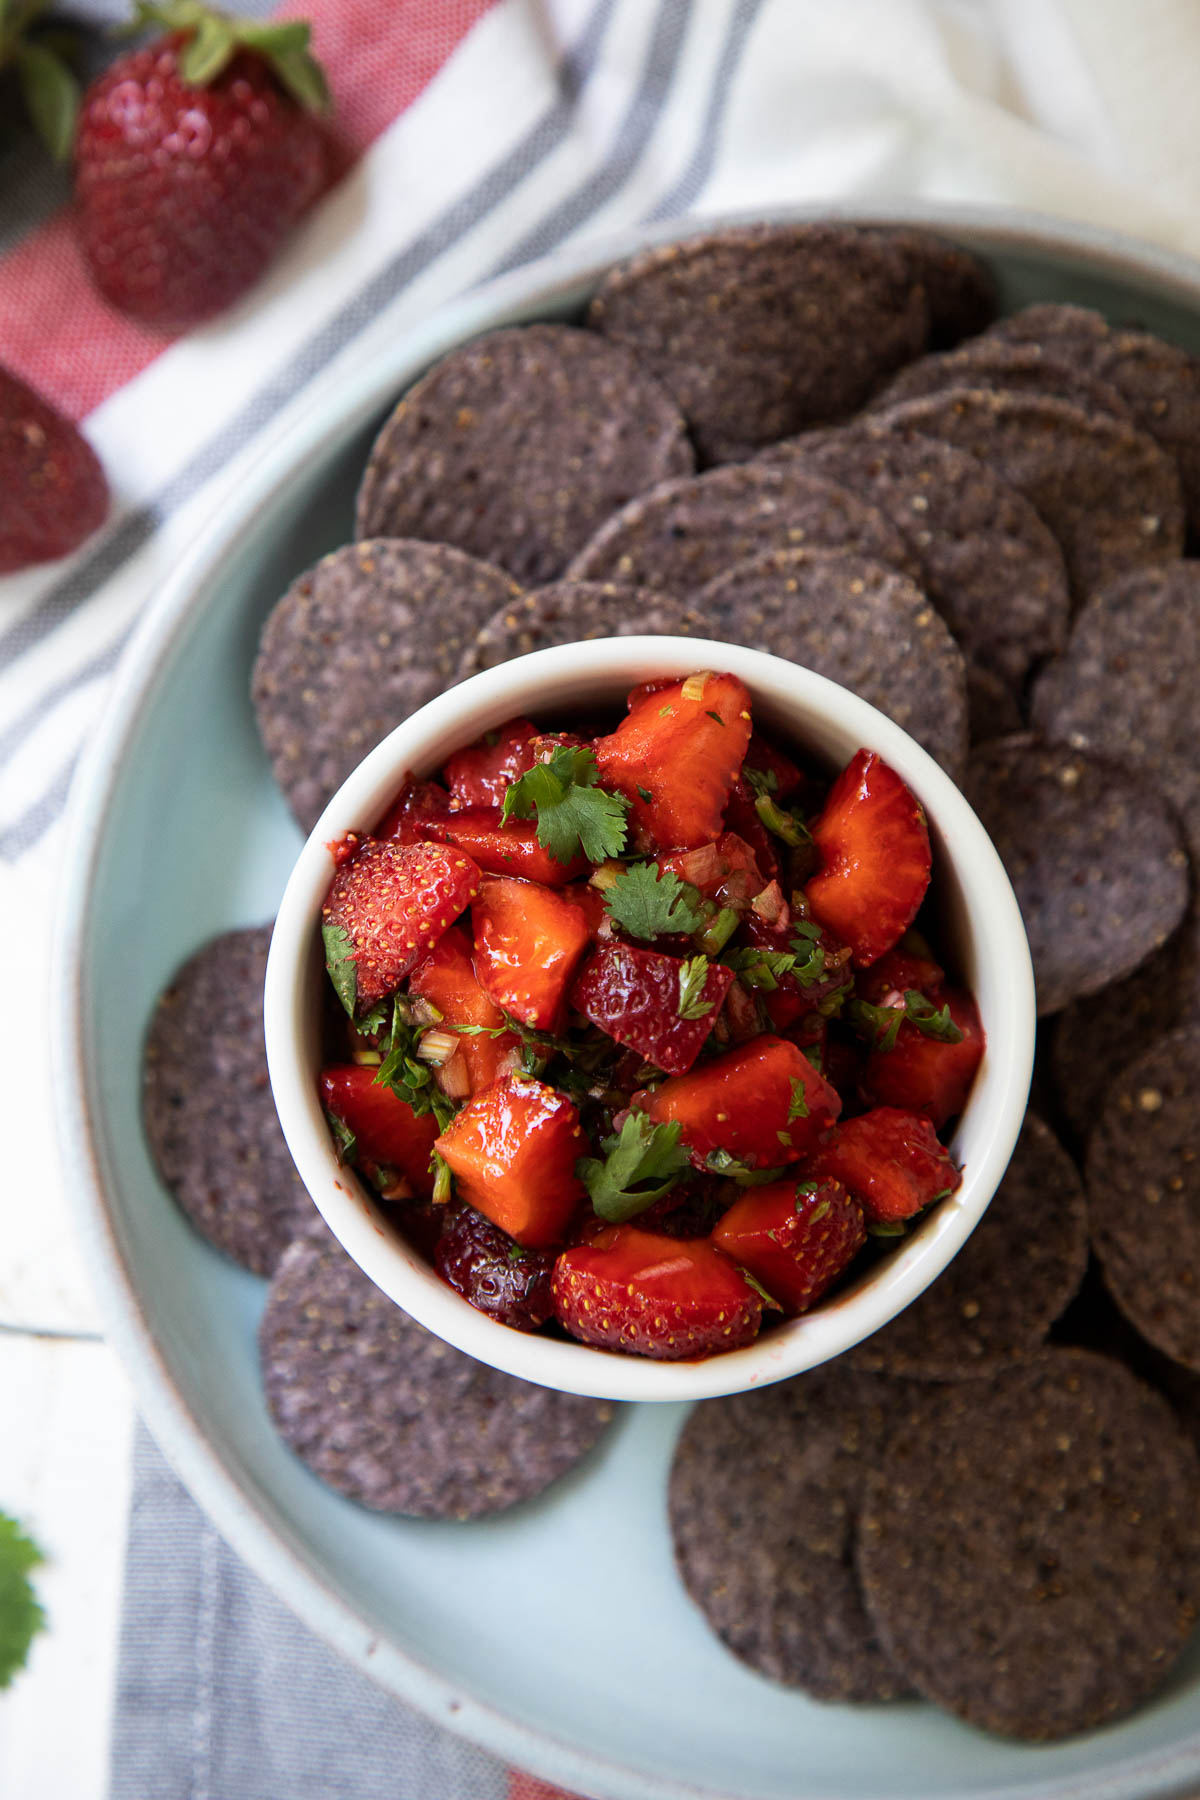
[0,1513,45,1690]
[178,13,236,83]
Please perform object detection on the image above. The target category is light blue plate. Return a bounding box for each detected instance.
[55,206,1200,1800]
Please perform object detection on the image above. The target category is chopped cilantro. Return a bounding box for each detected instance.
[374,999,459,1130]
[848,990,964,1052]
[808,1198,831,1223]
[722,946,796,992]
[787,1077,809,1121]
[321,920,358,1017]
[636,786,653,804]
[677,954,715,1020]
[902,990,964,1044]
[705,709,724,725]
[501,745,629,865]
[577,1111,692,1223]
[744,766,779,799]
[325,1111,357,1166]
[738,1267,782,1309]
[604,861,703,940]
[868,1218,907,1239]
[802,1041,824,1075]
[703,1149,786,1183]
[356,998,389,1037]
[0,1513,44,1690]
[794,1179,819,1206]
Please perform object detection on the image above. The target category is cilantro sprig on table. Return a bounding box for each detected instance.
[577,1111,692,1223]
[501,745,629,865]
[848,990,964,1054]
[0,1513,44,1691]
[603,861,704,940]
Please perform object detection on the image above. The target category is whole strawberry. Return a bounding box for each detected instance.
[73,3,330,332]
[0,364,108,573]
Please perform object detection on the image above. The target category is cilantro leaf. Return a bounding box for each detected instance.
[847,997,905,1053]
[704,1149,787,1183]
[722,946,797,992]
[322,921,357,1017]
[787,1077,809,1121]
[0,1513,44,1690]
[325,1110,357,1166]
[744,766,779,799]
[373,999,459,1130]
[604,860,704,940]
[577,1111,692,1223]
[677,954,715,1020]
[738,1267,783,1309]
[501,745,629,865]
[902,990,964,1044]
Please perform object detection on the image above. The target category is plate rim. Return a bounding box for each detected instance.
[52,200,1200,1800]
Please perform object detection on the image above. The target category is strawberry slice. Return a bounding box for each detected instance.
[322,838,481,1013]
[434,1203,557,1330]
[381,779,585,887]
[407,924,520,1094]
[712,1175,866,1314]
[570,941,733,1075]
[808,1106,962,1223]
[551,1225,763,1359]
[744,730,807,802]
[472,874,591,1032]
[593,671,753,852]
[434,1073,585,1247]
[319,1064,440,1199]
[442,719,538,808]
[854,943,945,1007]
[635,1035,841,1169]
[805,750,931,968]
[859,988,985,1127]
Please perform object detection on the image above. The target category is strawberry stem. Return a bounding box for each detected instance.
[128,0,330,110]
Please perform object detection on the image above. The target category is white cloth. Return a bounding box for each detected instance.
[3,3,1200,1794]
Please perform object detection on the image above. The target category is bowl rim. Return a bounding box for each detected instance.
[264,634,1034,1403]
[52,202,1200,1800]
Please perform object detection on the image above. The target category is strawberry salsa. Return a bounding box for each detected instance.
[318,671,986,1361]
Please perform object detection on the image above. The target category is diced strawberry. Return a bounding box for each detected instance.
[322,838,481,1012]
[375,777,452,840]
[805,750,931,968]
[433,1203,557,1330]
[551,1225,763,1359]
[720,778,780,882]
[808,1106,962,1223]
[660,832,765,911]
[570,941,733,1075]
[407,924,519,1093]
[472,875,591,1032]
[635,1035,841,1169]
[744,730,806,802]
[319,1064,440,1199]
[855,943,945,1007]
[593,672,753,852]
[820,1030,869,1109]
[429,807,586,887]
[858,989,985,1128]
[564,881,613,940]
[717,977,763,1045]
[712,1175,866,1314]
[442,719,538,808]
[434,1073,586,1248]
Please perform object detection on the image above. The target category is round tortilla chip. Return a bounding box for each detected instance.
[587,223,928,464]
[695,547,968,780]
[762,423,1071,687]
[966,662,1024,743]
[849,1113,1087,1379]
[963,736,1189,1015]
[260,1226,615,1517]
[870,339,1132,421]
[142,925,314,1277]
[252,539,520,833]
[1051,920,1200,1143]
[565,461,917,595]
[871,386,1185,604]
[857,1348,1200,1740]
[1086,1025,1200,1374]
[986,302,1200,535]
[1031,560,1200,863]
[669,1368,912,1702]
[457,580,704,679]
[354,324,693,585]
[870,226,997,347]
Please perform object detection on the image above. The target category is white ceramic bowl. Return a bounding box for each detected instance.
[265,634,1034,1402]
